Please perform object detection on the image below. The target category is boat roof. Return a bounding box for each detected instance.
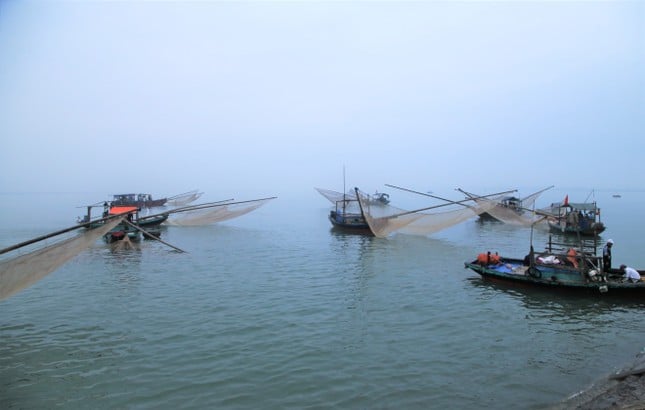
[550,202,599,211]
[109,206,139,215]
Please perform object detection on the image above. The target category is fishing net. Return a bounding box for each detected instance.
[166,190,203,207]
[355,189,497,238]
[460,186,553,226]
[165,198,274,226]
[315,187,356,204]
[0,217,123,301]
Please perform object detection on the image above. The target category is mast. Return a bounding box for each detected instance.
[342,165,346,214]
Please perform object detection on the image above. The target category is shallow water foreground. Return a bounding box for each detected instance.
[1,191,644,409]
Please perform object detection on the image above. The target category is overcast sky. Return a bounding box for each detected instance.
[1,1,643,200]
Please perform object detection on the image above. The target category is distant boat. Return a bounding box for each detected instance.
[613,194,622,198]
[315,187,371,233]
[329,196,371,232]
[544,197,605,236]
[370,191,390,205]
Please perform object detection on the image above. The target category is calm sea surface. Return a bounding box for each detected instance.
[1,189,644,409]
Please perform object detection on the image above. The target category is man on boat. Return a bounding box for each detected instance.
[603,239,613,270]
[620,264,641,283]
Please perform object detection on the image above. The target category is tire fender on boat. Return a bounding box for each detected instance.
[527,266,542,278]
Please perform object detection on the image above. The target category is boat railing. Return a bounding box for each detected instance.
[541,234,603,274]
[546,235,599,255]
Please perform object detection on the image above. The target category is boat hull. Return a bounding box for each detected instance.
[328,211,371,233]
[465,258,645,296]
[547,220,606,236]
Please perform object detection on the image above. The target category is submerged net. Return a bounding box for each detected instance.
[165,198,274,226]
[355,189,496,238]
[0,217,124,301]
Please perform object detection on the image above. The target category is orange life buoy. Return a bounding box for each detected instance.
[477,252,500,265]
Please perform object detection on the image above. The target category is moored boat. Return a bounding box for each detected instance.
[370,191,390,205]
[79,205,167,243]
[464,237,644,296]
[545,198,605,236]
[328,198,371,233]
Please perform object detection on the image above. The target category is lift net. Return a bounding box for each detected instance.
[355,189,497,238]
[166,190,204,207]
[0,217,124,301]
[315,187,356,204]
[464,187,551,226]
[165,198,274,226]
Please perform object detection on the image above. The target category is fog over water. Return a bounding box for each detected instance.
[1,1,643,198]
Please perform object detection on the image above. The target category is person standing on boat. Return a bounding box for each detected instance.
[619,264,641,282]
[603,239,613,270]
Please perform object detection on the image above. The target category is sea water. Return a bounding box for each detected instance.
[1,188,643,409]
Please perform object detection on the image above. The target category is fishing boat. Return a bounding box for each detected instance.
[370,191,390,205]
[329,196,371,233]
[544,196,605,236]
[464,237,644,296]
[315,168,374,234]
[110,193,167,208]
[315,189,370,232]
[78,204,168,243]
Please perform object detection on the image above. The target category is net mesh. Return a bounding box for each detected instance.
[0,217,123,300]
[355,189,496,238]
[166,190,203,207]
[165,198,273,226]
[460,186,552,226]
[315,187,356,204]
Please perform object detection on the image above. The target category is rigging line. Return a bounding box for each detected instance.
[123,220,187,253]
[357,187,516,219]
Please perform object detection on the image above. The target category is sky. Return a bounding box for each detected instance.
[0,1,643,201]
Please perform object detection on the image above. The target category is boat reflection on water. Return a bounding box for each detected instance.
[465,276,645,321]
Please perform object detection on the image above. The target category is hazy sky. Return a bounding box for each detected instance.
[1,1,643,200]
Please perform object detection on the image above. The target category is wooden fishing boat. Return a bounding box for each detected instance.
[545,199,605,236]
[370,191,390,205]
[80,205,168,243]
[464,237,644,296]
[329,197,371,233]
[316,168,374,234]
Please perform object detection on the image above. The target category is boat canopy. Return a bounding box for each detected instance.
[109,206,138,215]
[550,202,598,211]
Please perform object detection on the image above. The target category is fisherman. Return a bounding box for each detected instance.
[619,264,641,283]
[603,239,613,270]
